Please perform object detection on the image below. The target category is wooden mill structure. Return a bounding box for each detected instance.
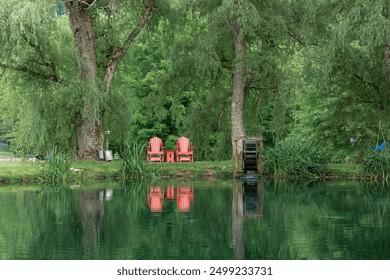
[233,136,263,178]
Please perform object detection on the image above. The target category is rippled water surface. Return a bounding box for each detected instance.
[1,180,390,260]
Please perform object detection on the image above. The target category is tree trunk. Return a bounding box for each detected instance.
[66,1,103,159]
[230,21,246,156]
[65,0,154,159]
[75,106,104,159]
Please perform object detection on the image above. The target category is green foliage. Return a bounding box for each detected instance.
[289,0,390,163]
[39,149,73,186]
[3,0,390,164]
[163,134,178,151]
[362,152,390,180]
[120,141,155,180]
[263,138,327,179]
[0,0,79,155]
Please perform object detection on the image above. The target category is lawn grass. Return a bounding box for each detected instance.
[0,146,13,158]
[0,161,40,183]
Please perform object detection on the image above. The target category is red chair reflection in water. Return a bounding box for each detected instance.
[176,186,194,212]
[148,186,164,212]
[167,186,175,200]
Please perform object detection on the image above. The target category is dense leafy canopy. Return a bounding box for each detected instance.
[1,0,390,162]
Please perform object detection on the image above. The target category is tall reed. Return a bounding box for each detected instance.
[263,139,326,179]
[120,141,155,180]
[39,149,73,186]
[362,152,390,181]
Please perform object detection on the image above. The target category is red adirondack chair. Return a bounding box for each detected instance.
[146,137,165,162]
[148,186,164,212]
[176,186,194,212]
[175,136,194,162]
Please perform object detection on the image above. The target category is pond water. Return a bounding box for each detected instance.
[0,179,390,260]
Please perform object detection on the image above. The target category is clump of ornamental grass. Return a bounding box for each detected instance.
[120,141,155,180]
[362,151,390,181]
[39,149,73,186]
[263,138,327,180]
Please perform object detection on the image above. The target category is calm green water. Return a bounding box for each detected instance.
[0,180,390,260]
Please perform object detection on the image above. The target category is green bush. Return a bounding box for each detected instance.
[362,152,390,180]
[263,138,327,179]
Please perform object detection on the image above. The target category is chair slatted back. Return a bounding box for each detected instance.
[150,137,162,152]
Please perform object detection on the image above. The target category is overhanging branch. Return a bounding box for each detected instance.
[103,0,155,93]
[0,62,62,83]
[20,32,62,83]
[124,0,155,49]
[354,74,381,93]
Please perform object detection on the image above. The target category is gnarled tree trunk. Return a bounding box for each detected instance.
[66,1,103,159]
[65,0,154,159]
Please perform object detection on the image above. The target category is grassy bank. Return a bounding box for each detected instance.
[0,143,364,184]
[325,163,362,179]
[0,159,234,184]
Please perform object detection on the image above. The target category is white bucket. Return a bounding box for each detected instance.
[104,150,113,161]
[98,150,105,160]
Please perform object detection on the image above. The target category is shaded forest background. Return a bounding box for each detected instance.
[1,0,390,163]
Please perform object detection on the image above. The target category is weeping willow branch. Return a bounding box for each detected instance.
[18,32,63,83]
[354,74,381,93]
[0,62,62,83]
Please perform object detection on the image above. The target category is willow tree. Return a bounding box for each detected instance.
[0,0,157,158]
[0,1,77,153]
[169,0,263,156]
[63,0,155,158]
[166,0,313,158]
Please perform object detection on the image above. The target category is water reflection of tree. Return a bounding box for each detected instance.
[358,182,390,228]
[0,188,83,259]
[77,191,104,254]
[6,180,390,260]
[244,180,390,260]
[232,180,244,259]
[232,179,263,260]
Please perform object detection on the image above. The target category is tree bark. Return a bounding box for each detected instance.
[230,20,246,156]
[65,1,103,159]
